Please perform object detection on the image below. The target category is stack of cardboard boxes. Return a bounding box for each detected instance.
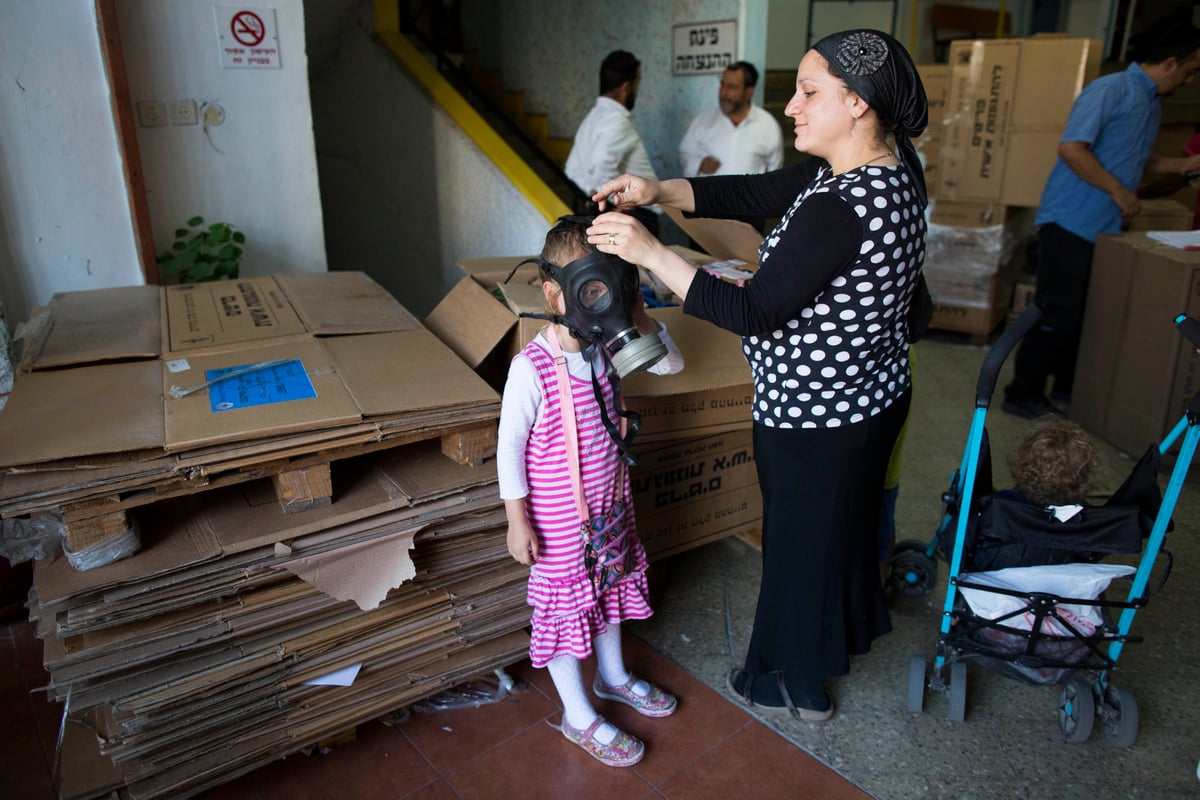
[918,36,1102,338]
[1073,232,1200,457]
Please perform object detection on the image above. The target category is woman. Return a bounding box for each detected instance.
[585,29,928,720]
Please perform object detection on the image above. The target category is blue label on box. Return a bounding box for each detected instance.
[206,358,317,412]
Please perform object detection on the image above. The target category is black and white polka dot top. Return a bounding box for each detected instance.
[684,161,926,429]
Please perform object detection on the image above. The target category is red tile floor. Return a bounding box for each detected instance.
[3,615,871,800]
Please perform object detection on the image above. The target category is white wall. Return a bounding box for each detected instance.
[116,0,326,277]
[0,3,141,330]
[0,1,328,337]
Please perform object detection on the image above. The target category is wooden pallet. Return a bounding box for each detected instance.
[58,420,498,552]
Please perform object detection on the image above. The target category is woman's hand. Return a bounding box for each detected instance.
[593,173,661,211]
[587,212,664,272]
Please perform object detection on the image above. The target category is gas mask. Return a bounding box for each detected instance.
[531,248,667,378]
[506,216,666,464]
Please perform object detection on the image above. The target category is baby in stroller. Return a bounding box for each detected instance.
[956,419,1143,685]
[1004,418,1098,510]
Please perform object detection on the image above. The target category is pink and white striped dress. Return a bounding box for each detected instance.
[519,338,652,668]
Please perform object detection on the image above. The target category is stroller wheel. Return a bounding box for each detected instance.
[888,540,938,597]
[1101,686,1139,747]
[1057,680,1095,743]
[948,662,967,722]
[907,655,926,713]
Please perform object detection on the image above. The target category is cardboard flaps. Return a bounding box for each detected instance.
[663,206,763,265]
[163,271,421,353]
[21,285,162,372]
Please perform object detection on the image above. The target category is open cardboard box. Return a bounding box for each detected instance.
[425,246,749,393]
[631,427,760,559]
[424,254,754,436]
[424,248,763,555]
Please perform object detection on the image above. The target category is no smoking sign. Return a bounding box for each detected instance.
[215,7,280,69]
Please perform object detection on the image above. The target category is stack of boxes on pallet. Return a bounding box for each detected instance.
[0,273,530,800]
[917,36,1197,342]
[424,246,763,561]
[917,37,1101,340]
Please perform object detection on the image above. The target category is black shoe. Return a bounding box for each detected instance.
[1001,395,1065,420]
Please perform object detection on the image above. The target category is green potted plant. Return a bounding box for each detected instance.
[156,216,245,283]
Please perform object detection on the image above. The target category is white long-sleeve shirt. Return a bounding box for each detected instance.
[497,325,684,500]
[678,104,784,178]
[565,96,659,197]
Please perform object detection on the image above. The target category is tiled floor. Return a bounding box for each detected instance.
[1,617,868,800]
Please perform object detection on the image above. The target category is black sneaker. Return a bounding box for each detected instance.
[1001,395,1065,420]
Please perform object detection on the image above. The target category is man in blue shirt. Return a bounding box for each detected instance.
[1003,25,1200,420]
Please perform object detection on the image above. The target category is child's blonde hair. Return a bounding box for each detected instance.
[1008,418,1099,506]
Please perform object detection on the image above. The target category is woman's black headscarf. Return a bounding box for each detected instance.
[813,29,929,208]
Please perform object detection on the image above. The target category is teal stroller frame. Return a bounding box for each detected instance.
[904,310,1200,747]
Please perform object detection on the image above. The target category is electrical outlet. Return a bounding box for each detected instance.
[201,103,225,126]
[170,100,198,126]
[136,100,167,128]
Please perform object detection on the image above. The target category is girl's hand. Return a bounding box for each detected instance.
[588,212,665,272]
[506,520,539,565]
[593,173,660,211]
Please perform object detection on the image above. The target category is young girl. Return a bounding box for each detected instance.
[497,218,683,767]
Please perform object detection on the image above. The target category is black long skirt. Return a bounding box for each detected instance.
[743,392,911,698]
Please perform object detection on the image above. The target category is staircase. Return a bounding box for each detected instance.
[462,51,576,170]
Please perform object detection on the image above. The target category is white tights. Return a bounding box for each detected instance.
[546,624,631,743]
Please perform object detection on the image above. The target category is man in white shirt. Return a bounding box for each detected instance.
[565,50,660,236]
[678,62,783,179]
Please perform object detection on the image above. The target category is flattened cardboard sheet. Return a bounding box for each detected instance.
[35,498,221,607]
[31,286,161,370]
[163,276,306,352]
[203,440,497,554]
[274,271,422,334]
[162,337,360,451]
[321,329,498,416]
[0,360,165,468]
[278,530,418,610]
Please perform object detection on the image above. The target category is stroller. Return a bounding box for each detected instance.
[898,307,1200,747]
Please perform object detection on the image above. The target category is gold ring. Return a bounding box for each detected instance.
[608,234,617,245]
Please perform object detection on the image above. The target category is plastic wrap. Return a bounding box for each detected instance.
[0,510,64,563]
[411,671,517,713]
[63,518,142,571]
[923,222,1013,308]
